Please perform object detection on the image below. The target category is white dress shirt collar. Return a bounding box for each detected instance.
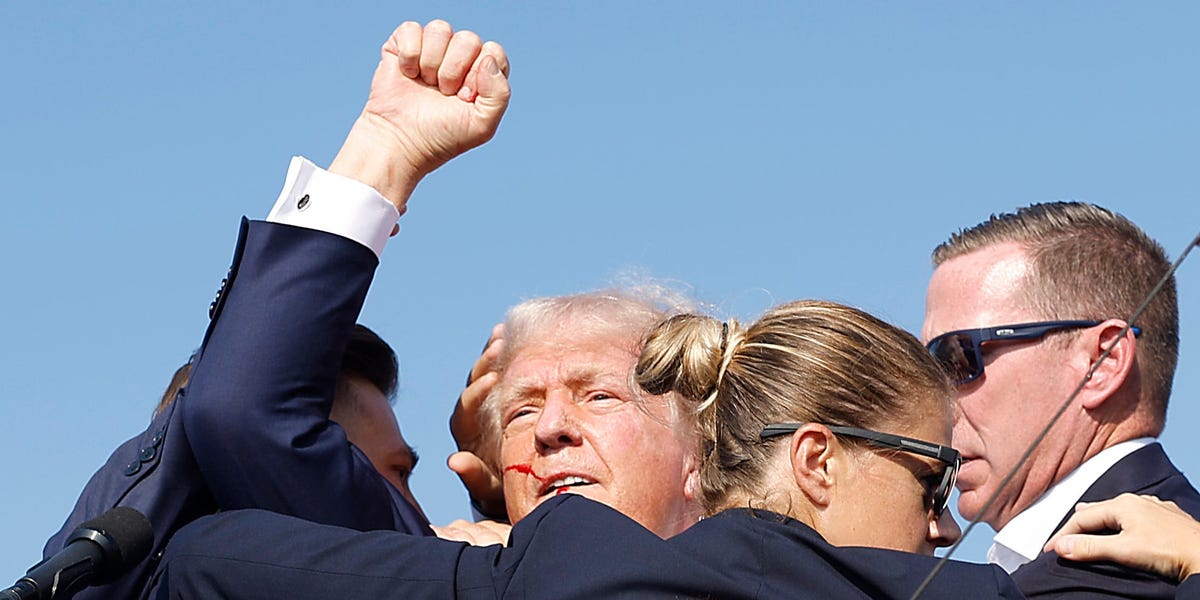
[987,437,1154,573]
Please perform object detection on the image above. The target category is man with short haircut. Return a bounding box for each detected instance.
[145,325,422,512]
[331,325,423,516]
[922,201,1200,598]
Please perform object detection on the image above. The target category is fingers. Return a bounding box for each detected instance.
[418,20,454,87]
[381,20,508,107]
[450,325,505,449]
[440,30,483,96]
[1044,494,1200,582]
[1049,501,1123,539]
[431,519,510,547]
[448,451,503,496]
[470,519,513,545]
[448,450,507,517]
[1044,497,1150,574]
[468,44,512,111]
[481,41,511,78]
[389,21,423,78]
[453,370,500,442]
[470,324,505,382]
[1049,532,1129,564]
[344,19,509,207]
[447,327,506,516]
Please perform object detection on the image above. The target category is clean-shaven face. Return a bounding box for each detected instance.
[493,330,702,538]
[923,241,1089,529]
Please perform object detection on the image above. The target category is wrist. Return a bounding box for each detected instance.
[328,115,428,212]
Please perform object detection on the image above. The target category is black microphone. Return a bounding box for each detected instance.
[3,507,153,600]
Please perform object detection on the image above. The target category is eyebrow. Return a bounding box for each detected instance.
[500,365,630,401]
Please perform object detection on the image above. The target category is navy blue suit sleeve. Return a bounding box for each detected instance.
[1179,576,1200,599]
[150,509,478,600]
[150,495,1027,600]
[41,400,215,600]
[183,220,429,535]
[150,497,740,600]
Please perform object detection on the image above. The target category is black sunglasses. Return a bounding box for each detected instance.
[925,320,1141,386]
[760,423,961,517]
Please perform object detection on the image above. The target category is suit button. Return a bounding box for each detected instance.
[209,271,231,319]
[151,430,165,446]
[124,461,141,476]
[139,446,157,462]
[209,293,222,318]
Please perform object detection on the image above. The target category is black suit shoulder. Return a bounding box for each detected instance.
[1013,443,1200,599]
[672,509,1022,600]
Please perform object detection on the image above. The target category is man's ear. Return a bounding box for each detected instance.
[789,424,839,509]
[1078,320,1138,411]
[682,452,701,502]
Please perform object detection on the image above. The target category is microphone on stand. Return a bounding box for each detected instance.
[2,507,153,600]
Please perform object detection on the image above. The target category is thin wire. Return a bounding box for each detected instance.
[909,230,1200,600]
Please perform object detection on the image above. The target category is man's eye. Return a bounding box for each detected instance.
[504,406,538,427]
[586,392,618,403]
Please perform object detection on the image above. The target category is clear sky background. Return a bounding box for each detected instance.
[2,2,1198,585]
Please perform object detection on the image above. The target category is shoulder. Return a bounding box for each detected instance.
[1082,443,1200,516]
[1013,549,1180,599]
[678,510,1022,600]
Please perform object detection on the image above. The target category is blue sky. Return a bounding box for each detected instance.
[2,2,1198,583]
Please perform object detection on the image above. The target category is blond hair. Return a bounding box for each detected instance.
[636,300,951,514]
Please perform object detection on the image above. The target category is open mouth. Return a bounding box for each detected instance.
[541,475,596,496]
[506,464,599,497]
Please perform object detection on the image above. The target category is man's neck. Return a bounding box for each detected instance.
[987,438,1154,573]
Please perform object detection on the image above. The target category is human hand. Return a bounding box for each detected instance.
[447,324,506,517]
[431,518,512,547]
[1045,493,1200,582]
[330,20,511,211]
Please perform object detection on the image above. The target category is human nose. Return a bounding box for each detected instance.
[929,508,962,548]
[533,392,582,451]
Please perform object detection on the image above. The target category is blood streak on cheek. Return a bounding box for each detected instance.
[504,463,546,483]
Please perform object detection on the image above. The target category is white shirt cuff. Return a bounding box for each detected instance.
[266,156,400,258]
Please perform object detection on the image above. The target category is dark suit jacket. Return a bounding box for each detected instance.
[44,220,429,600]
[150,495,1023,599]
[1011,443,1200,599]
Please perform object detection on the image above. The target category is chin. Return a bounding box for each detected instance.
[955,494,987,523]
